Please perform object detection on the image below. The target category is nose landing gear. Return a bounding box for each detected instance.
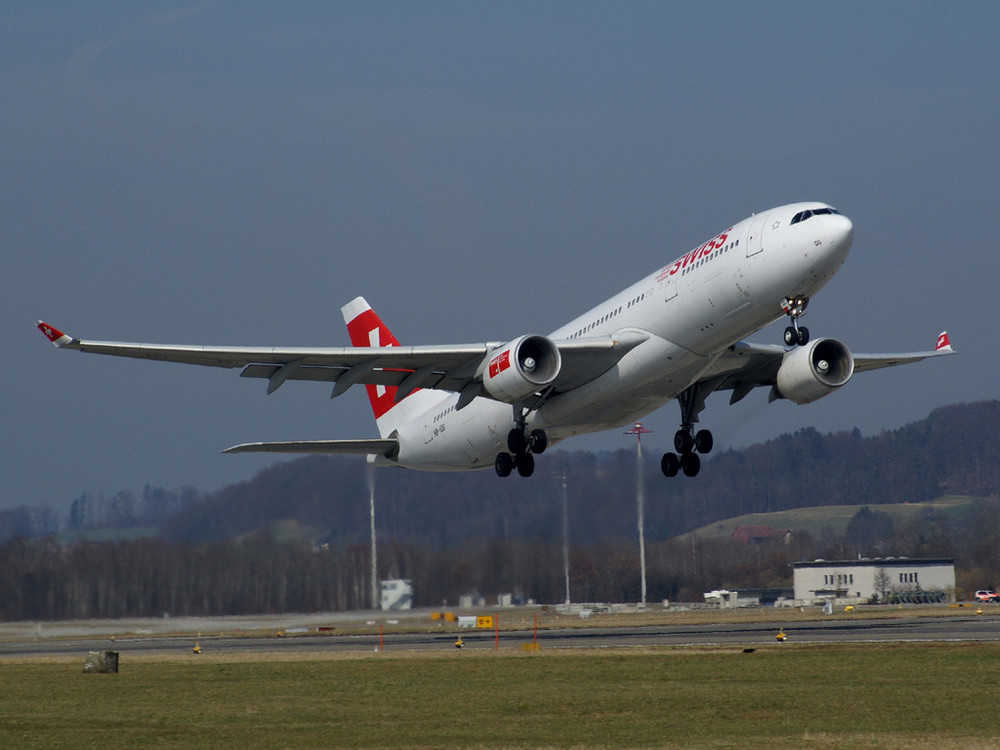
[781,296,810,346]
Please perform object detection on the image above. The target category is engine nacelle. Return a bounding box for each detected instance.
[774,338,854,405]
[482,335,561,403]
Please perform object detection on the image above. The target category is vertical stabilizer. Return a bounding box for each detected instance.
[341,297,440,438]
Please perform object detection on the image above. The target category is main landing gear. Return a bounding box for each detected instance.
[782,296,810,346]
[661,426,713,477]
[661,384,714,478]
[495,426,548,478]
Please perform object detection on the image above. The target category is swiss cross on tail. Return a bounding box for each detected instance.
[342,297,406,420]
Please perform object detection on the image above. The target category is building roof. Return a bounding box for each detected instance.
[730,525,791,543]
[792,558,954,569]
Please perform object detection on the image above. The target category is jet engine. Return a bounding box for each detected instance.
[774,338,854,404]
[482,335,561,403]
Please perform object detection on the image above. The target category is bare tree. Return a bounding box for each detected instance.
[874,567,892,603]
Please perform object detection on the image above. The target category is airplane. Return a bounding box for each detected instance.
[38,201,954,479]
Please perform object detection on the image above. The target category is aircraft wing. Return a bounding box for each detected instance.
[36,322,646,400]
[698,331,955,404]
[851,331,955,372]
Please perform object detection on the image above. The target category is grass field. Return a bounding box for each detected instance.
[3,643,1000,749]
[679,495,993,542]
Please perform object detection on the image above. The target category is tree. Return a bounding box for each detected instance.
[874,567,893,603]
[846,506,895,555]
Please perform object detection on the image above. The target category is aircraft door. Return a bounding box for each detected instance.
[663,273,677,302]
[746,215,766,257]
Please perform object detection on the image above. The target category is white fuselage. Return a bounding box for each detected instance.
[383,203,854,470]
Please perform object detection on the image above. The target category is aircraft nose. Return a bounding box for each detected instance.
[835,213,853,244]
[826,213,854,258]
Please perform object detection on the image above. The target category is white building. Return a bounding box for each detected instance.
[380,579,414,611]
[703,588,794,608]
[792,558,955,606]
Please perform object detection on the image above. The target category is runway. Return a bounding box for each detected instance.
[3,611,999,659]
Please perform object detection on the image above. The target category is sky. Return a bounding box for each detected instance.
[4,2,998,512]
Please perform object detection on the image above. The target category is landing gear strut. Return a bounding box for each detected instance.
[781,296,810,346]
[661,384,715,478]
[496,423,547,478]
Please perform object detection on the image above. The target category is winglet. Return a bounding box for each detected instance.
[36,321,74,348]
[935,331,954,353]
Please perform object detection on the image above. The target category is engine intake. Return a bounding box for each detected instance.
[482,335,561,403]
[775,338,854,404]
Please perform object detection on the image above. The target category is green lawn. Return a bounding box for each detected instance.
[2,644,998,749]
[682,495,992,542]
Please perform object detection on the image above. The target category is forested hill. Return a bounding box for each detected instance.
[160,400,1000,546]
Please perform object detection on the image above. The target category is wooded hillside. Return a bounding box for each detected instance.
[3,401,999,619]
[160,401,1000,546]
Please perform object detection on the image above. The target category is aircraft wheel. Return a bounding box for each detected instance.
[695,429,713,454]
[797,327,810,345]
[516,452,535,477]
[529,429,548,455]
[674,429,694,454]
[661,452,680,477]
[495,452,514,478]
[681,452,701,477]
[784,326,798,346]
[507,429,527,455]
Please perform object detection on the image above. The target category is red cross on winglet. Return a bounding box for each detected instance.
[36,321,73,347]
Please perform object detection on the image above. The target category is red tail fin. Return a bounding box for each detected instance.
[341,297,404,421]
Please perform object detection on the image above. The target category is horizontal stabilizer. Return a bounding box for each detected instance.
[222,439,398,459]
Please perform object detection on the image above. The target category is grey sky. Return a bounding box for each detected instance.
[4,2,995,511]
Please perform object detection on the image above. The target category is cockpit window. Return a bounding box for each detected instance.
[790,207,840,225]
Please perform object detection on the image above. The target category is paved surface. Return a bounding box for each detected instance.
[3,612,999,659]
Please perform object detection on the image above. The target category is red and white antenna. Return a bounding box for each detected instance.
[624,422,653,445]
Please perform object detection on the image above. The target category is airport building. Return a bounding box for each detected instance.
[703,588,794,608]
[792,558,955,606]
[380,579,413,611]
